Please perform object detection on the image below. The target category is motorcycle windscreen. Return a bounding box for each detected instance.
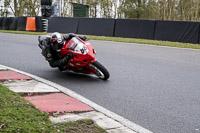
[67,37,89,55]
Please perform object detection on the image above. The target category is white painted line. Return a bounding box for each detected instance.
[0,64,153,133]
[0,66,7,70]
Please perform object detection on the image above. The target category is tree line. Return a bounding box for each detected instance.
[0,0,200,21]
[0,0,40,17]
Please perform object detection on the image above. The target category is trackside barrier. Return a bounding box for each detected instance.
[154,20,200,44]
[47,17,200,44]
[198,25,200,44]
[0,17,200,44]
[199,31,200,44]
[26,17,36,31]
[35,17,43,32]
[0,17,5,30]
[48,17,79,33]
[114,19,155,40]
[0,17,43,32]
[9,17,18,30]
[77,18,115,36]
[16,17,27,31]
[2,17,12,30]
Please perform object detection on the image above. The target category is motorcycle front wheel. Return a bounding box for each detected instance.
[89,61,110,80]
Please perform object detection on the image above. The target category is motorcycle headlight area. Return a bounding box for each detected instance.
[74,44,88,55]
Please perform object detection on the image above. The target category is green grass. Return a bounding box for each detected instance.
[0,30,200,50]
[0,30,47,35]
[0,85,106,133]
[86,35,200,49]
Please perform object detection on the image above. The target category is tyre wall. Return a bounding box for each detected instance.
[114,19,155,40]
[48,17,79,33]
[154,20,200,44]
[77,18,115,36]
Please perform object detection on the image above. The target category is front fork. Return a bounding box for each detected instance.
[87,59,97,74]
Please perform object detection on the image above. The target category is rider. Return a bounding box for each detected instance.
[38,32,87,71]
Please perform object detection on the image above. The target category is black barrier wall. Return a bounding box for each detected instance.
[77,18,115,36]
[48,17,79,33]
[9,17,18,30]
[2,17,13,30]
[36,17,43,32]
[1,16,200,44]
[199,28,200,44]
[0,17,4,30]
[16,17,27,31]
[114,19,155,40]
[154,20,200,44]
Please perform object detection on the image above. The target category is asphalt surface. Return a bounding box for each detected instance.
[1,33,200,133]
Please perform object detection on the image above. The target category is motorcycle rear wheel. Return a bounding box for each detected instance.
[89,61,110,80]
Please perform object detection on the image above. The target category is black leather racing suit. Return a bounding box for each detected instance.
[38,33,87,71]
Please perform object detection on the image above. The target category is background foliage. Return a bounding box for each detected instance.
[0,0,200,21]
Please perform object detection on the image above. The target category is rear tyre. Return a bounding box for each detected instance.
[90,61,110,80]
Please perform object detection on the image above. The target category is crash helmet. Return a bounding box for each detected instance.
[50,32,64,52]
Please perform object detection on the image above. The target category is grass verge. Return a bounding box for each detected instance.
[0,85,106,133]
[0,30,200,50]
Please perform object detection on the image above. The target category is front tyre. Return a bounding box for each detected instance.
[89,61,110,80]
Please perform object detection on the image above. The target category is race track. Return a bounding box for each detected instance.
[1,33,200,133]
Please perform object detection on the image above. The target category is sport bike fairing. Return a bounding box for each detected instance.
[67,38,89,55]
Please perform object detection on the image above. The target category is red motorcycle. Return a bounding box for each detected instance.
[59,37,110,80]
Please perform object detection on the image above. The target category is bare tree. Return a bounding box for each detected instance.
[1,0,12,16]
[24,0,40,16]
[1,0,199,21]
